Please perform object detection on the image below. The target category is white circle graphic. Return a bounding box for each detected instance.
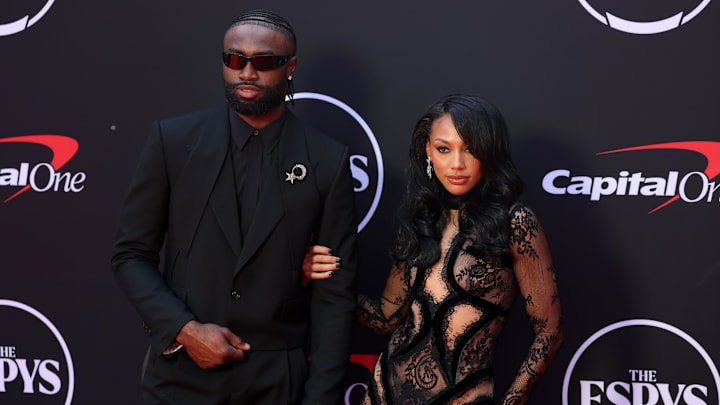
[0,0,56,37]
[562,319,719,405]
[0,299,74,404]
[578,0,712,34]
[287,92,384,233]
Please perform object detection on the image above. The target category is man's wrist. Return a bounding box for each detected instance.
[169,319,198,354]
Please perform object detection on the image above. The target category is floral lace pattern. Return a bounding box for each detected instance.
[358,204,562,405]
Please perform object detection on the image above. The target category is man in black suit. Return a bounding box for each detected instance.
[111,9,358,404]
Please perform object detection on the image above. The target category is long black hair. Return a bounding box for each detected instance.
[393,94,524,269]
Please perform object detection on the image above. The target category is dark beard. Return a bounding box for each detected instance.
[224,80,287,116]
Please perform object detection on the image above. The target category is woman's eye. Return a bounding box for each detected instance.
[437,146,448,153]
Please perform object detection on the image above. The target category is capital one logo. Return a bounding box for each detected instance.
[0,299,75,404]
[289,92,384,232]
[0,134,86,203]
[563,319,719,405]
[578,0,712,34]
[0,0,56,37]
[542,141,720,214]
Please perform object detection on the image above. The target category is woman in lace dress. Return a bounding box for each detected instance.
[305,94,563,405]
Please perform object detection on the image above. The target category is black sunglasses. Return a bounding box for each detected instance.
[222,52,293,71]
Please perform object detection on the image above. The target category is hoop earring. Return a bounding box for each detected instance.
[426,158,433,180]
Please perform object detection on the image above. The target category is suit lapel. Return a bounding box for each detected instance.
[209,155,242,256]
[174,106,241,256]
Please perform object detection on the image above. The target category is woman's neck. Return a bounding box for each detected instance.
[448,209,459,227]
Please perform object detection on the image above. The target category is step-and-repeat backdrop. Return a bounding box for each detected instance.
[2,1,718,404]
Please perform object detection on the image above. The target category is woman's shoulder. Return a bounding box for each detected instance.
[508,202,540,228]
[509,201,530,215]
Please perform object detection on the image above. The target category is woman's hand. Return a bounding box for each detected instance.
[301,245,342,287]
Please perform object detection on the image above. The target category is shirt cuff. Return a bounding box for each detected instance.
[162,341,184,356]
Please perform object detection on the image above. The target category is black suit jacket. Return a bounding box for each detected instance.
[112,104,358,404]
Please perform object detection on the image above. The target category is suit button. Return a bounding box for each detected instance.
[230,290,242,300]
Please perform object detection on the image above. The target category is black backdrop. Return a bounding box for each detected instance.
[2,1,719,404]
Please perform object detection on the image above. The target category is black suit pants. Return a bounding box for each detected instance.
[141,346,308,405]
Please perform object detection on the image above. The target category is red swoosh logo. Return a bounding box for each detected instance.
[0,135,79,202]
[349,354,379,373]
[597,141,720,214]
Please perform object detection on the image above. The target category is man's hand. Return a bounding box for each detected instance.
[175,320,251,369]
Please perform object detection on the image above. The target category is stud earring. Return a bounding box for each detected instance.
[426,158,433,180]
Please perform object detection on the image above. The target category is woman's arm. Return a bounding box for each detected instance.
[356,264,411,335]
[502,205,564,405]
[302,245,411,336]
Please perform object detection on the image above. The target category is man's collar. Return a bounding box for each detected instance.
[228,108,286,151]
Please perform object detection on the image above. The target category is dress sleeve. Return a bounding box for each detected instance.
[356,262,412,336]
[502,204,564,405]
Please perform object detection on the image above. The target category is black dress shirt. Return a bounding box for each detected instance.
[228,109,284,239]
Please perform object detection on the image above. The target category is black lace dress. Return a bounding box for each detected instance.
[358,205,562,405]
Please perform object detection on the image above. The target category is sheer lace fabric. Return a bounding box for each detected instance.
[358,204,562,405]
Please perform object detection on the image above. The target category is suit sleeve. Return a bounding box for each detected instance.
[111,122,195,353]
[302,146,359,405]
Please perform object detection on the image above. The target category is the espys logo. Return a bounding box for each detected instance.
[288,92,384,232]
[0,135,86,203]
[578,0,712,34]
[542,141,720,214]
[0,299,75,404]
[563,319,719,405]
[0,1,56,37]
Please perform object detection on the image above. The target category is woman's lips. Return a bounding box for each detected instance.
[446,176,468,185]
